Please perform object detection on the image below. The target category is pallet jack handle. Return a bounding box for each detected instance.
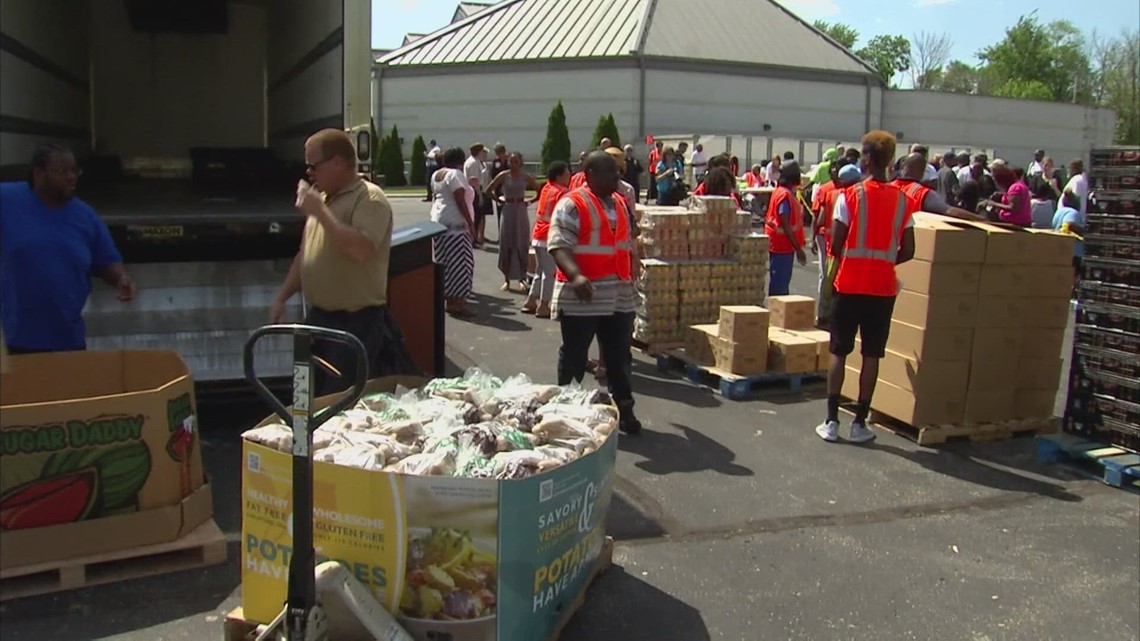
[243,324,369,641]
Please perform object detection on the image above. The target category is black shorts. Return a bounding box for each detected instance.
[829,293,896,358]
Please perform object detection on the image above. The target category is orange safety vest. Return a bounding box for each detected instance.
[764,185,805,254]
[569,172,587,190]
[834,180,913,297]
[554,187,633,282]
[892,179,930,214]
[533,182,567,242]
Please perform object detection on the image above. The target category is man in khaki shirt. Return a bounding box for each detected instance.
[271,128,418,394]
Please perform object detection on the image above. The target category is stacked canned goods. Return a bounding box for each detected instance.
[1067,146,1140,450]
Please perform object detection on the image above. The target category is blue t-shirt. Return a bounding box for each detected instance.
[1051,205,1083,258]
[655,159,683,192]
[1,182,122,350]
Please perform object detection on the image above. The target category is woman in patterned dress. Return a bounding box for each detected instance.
[429,147,476,317]
[485,151,540,292]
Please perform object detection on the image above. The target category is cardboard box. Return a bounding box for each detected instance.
[978,265,1030,297]
[971,328,1023,365]
[790,329,831,371]
[886,321,973,362]
[844,368,965,425]
[967,359,1018,393]
[242,376,618,640]
[1020,328,1066,359]
[1025,229,1077,266]
[965,389,1016,423]
[976,296,1027,329]
[878,349,969,401]
[1022,298,1071,329]
[911,215,987,264]
[894,290,978,329]
[718,306,769,343]
[685,324,719,365]
[1015,389,1057,419]
[768,329,818,374]
[1022,265,1076,299]
[895,260,982,296]
[714,339,767,375]
[961,221,1034,265]
[1017,357,1065,391]
[0,350,207,569]
[768,295,815,330]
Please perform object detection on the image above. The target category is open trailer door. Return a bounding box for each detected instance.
[266,0,371,163]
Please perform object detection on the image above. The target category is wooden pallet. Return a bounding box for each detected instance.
[0,519,227,601]
[1035,433,1140,490]
[224,536,615,641]
[839,403,1059,446]
[657,349,824,400]
[631,338,683,357]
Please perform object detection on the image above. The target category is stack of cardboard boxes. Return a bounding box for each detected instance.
[683,296,829,377]
[844,214,1074,427]
[633,197,769,346]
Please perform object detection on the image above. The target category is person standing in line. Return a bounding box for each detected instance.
[654,147,684,206]
[522,161,571,319]
[424,139,441,201]
[271,128,419,394]
[954,152,972,185]
[465,143,489,248]
[675,141,689,181]
[983,166,1033,227]
[1063,159,1089,219]
[646,140,663,202]
[817,130,917,444]
[548,151,642,435]
[936,151,959,204]
[1052,191,1086,288]
[1027,149,1045,176]
[765,160,808,297]
[485,151,541,292]
[490,143,510,232]
[894,154,984,221]
[690,143,709,183]
[1,143,137,354]
[623,143,644,202]
[599,137,612,150]
[811,158,854,327]
[430,147,477,318]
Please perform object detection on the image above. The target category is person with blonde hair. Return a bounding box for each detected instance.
[271,128,419,393]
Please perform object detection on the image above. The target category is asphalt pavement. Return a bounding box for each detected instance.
[1,195,1137,641]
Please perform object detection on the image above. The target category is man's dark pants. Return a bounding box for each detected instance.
[557,312,635,407]
[306,305,422,396]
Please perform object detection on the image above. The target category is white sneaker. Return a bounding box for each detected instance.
[815,420,840,442]
[848,422,876,444]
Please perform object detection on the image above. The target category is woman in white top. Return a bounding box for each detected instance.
[430,147,477,317]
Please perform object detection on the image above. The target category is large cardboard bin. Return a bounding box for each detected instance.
[241,377,617,641]
[0,351,209,569]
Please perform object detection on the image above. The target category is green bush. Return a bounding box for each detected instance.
[541,101,572,171]
[591,113,622,149]
[409,135,427,186]
[382,125,407,187]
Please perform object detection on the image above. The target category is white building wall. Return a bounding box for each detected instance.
[644,70,875,144]
[881,90,1116,167]
[376,68,639,160]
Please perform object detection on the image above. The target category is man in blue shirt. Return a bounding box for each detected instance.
[1052,191,1085,282]
[1,144,135,353]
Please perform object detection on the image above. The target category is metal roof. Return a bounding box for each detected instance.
[377,0,876,78]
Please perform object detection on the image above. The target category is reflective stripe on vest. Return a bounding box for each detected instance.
[844,182,907,262]
[573,190,618,256]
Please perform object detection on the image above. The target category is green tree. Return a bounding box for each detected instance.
[977,13,1092,103]
[857,34,912,86]
[382,125,407,187]
[591,113,622,149]
[409,135,427,186]
[541,101,572,170]
[1093,29,1140,143]
[812,20,858,50]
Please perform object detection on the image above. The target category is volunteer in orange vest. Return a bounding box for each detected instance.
[893,152,984,221]
[522,161,571,319]
[646,140,664,202]
[548,151,641,435]
[817,130,916,444]
[812,159,861,327]
[764,160,808,296]
[570,150,589,190]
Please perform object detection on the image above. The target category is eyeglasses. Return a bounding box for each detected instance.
[305,158,331,171]
[48,167,83,177]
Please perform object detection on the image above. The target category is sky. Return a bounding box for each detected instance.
[372,0,1140,64]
